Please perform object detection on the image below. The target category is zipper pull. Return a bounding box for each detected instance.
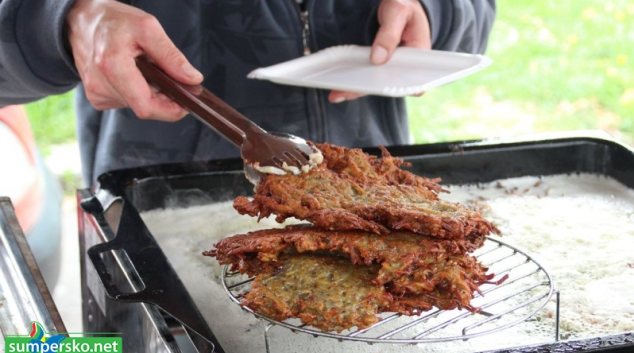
[300,10,311,55]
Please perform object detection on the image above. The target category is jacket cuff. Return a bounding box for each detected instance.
[14,0,80,89]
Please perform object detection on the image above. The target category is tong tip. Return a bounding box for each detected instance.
[248,144,323,181]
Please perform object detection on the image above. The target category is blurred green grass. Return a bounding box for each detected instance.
[24,91,76,155]
[407,0,634,144]
[25,0,634,153]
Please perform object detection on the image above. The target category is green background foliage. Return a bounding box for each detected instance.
[407,0,634,144]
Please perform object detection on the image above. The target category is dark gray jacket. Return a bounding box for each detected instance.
[0,0,496,185]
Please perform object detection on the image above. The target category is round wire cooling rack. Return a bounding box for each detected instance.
[221,237,556,345]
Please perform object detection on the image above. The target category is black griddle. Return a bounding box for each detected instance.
[80,133,634,353]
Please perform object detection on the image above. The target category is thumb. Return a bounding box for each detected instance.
[371,1,409,65]
[139,18,203,84]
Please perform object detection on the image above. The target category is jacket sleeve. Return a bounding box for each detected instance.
[0,0,80,106]
[419,0,496,54]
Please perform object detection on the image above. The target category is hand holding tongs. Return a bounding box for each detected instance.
[136,56,320,183]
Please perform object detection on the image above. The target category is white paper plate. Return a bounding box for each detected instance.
[248,45,492,97]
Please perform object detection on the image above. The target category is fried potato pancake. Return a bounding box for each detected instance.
[234,144,499,239]
[242,253,391,332]
[239,253,496,332]
[205,224,487,291]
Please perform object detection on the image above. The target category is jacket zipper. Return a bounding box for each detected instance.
[294,1,326,142]
[300,10,311,56]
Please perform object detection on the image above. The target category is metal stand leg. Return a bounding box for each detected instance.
[555,290,560,342]
[265,323,275,353]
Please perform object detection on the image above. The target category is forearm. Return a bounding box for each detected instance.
[0,0,80,106]
[419,0,496,54]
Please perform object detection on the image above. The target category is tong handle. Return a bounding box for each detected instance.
[136,56,264,148]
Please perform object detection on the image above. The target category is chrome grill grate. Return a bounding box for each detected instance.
[221,237,556,349]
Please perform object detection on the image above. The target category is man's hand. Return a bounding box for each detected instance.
[329,0,431,103]
[66,0,203,121]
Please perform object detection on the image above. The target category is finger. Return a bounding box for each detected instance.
[150,100,188,121]
[142,93,187,121]
[372,1,410,65]
[82,73,130,110]
[410,91,425,97]
[400,3,432,49]
[94,60,186,121]
[85,91,127,111]
[149,83,189,117]
[149,86,173,103]
[139,15,203,85]
[103,54,186,121]
[328,90,365,103]
[147,86,188,120]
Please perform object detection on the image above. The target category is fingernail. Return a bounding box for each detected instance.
[182,63,203,80]
[331,96,346,104]
[371,46,388,65]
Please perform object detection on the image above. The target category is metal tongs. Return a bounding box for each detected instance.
[136,56,319,184]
